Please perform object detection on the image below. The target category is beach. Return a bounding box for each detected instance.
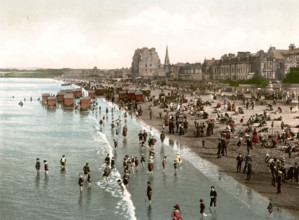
[134,85,299,218]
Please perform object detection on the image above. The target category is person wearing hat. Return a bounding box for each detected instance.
[60,155,66,169]
[210,186,217,209]
[43,160,48,175]
[35,158,41,173]
[171,203,182,220]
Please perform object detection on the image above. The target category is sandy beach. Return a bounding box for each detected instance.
[133,86,299,218]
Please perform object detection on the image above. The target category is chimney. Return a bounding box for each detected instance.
[289,44,295,51]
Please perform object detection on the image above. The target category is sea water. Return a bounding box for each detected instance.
[0,78,296,220]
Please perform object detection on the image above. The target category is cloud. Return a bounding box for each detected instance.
[118,7,219,34]
[0,20,119,68]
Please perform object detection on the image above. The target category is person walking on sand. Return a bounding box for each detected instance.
[246,138,253,155]
[277,171,282,194]
[78,173,84,192]
[147,181,152,205]
[252,128,259,144]
[35,158,40,173]
[243,154,252,174]
[44,160,48,175]
[217,139,222,158]
[210,186,217,209]
[171,203,182,220]
[246,161,252,181]
[236,153,243,173]
[202,138,205,148]
[267,199,273,218]
[200,199,205,217]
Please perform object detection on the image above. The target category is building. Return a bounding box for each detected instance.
[257,44,299,80]
[130,43,299,81]
[177,63,203,81]
[131,47,163,79]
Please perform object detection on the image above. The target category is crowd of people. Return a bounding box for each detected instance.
[34,82,299,218]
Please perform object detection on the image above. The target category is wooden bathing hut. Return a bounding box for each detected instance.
[64,93,74,107]
[57,92,65,103]
[47,97,56,108]
[42,93,50,104]
[80,97,91,111]
[95,87,104,96]
[118,91,128,101]
[127,91,136,101]
[88,90,96,99]
[73,88,82,98]
[135,91,144,102]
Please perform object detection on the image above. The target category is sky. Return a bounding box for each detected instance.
[0,0,299,69]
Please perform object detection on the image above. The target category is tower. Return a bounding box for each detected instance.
[164,46,170,66]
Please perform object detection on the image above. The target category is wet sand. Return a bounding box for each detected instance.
[135,88,299,218]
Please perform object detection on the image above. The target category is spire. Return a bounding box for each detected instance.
[164,45,170,66]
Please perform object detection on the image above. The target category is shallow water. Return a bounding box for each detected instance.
[0,78,296,220]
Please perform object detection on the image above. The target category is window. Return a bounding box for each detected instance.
[145,64,147,67]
